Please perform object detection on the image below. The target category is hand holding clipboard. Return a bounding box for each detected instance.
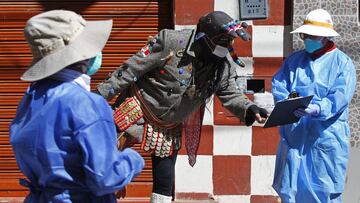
[263,95,314,128]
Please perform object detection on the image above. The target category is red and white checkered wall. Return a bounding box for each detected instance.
[173,0,292,202]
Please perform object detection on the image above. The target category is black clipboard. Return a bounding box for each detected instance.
[263,95,314,128]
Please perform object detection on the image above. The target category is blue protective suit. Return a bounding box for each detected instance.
[271,48,356,203]
[10,79,145,203]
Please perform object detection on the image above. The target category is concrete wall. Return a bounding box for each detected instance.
[293,1,360,202]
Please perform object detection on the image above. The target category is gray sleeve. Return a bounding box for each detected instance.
[215,61,254,121]
[96,30,168,100]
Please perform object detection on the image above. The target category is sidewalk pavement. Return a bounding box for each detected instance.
[0,197,217,203]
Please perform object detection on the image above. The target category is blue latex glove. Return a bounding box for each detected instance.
[294,104,320,117]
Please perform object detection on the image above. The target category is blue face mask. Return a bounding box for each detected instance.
[86,52,102,76]
[304,39,323,53]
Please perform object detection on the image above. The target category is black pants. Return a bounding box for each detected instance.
[151,151,178,196]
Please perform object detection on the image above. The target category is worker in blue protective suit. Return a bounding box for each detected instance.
[271,9,356,203]
[9,10,144,203]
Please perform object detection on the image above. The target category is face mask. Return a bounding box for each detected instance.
[195,32,229,58]
[212,45,229,58]
[304,39,323,53]
[86,52,102,76]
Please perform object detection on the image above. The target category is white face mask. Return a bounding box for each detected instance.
[212,45,229,58]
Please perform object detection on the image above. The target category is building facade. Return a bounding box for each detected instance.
[173,0,290,202]
[0,0,358,202]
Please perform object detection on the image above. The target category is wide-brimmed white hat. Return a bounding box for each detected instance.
[291,9,339,37]
[21,10,112,81]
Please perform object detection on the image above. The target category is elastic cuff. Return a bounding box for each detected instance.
[312,103,321,116]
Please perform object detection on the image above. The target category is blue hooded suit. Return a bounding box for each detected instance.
[10,79,144,203]
[272,48,356,203]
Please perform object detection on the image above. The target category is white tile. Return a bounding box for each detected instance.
[251,155,278,195]
[235,57,254,76]
[214,0,252,25]
[252,26,285,57]
[203,98,214,125]
[252,92,275,127]
[214,195,250,203]
[214,0,239,20]
[175,155,213,193]
[213,126,252,155]
[174,25,196,30]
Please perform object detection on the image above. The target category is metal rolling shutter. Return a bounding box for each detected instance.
[0,0,173,197]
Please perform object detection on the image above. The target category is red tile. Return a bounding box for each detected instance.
[174,0,214,25]
[178,125,213,155]
[117,198,150,203]
[213,96,242,125]
[252,126,280,155]
[253,57,284,92]
[253,0,286,25]
[251,195,281,203]
[253,57,284,76]
[233,25,253,57]
[213,95,254,126]
[213,156,251,195]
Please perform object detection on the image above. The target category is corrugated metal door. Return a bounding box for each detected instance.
[0,0,173,197]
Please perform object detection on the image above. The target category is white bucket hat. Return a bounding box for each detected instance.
[290,9,339,37]
[21,10,113,81]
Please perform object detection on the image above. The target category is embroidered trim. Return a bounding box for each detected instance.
[222,20,242,33]
[140,45,151,57]
[113,96,144,131]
